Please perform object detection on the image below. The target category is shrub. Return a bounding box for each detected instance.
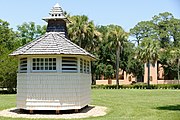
[91,84,180,89]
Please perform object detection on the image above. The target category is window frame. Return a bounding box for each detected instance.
[31,57,57,72]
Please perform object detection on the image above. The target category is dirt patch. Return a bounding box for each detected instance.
[0,105,107,119]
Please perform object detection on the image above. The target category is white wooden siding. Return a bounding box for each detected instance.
[17,73,91,110]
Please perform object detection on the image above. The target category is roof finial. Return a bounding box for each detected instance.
[54,3,60,7]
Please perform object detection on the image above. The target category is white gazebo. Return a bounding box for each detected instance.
[10,3,95,112]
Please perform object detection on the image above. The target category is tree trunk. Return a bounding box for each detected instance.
[147,61,150,89]
[116,44,120,89]
[92,73,96,85]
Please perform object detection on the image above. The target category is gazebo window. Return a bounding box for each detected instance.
[80,59,83,73]
[87,61,90,74]
[84,60,86,73]
[20,58,27,73]
[62,57,77,73]
[32,58,56,71]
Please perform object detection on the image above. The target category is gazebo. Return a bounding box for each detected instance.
[10,3,95,112]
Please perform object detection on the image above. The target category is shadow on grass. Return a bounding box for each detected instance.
[156,104,180,111]
[10,105,94,114]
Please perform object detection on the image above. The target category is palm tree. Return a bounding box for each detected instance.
[68,15,101,51]
[107,25,128,89]
[136,38,160,88]
[68,15,87,47]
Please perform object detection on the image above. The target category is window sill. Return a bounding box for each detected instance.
[31,70,57,73]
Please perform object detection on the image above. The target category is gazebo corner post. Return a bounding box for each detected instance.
[57,56,62,73]
[27,57,31,73]
[77,57,80,73]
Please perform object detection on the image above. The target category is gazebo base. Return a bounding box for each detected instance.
[17,73,91,111]
[19,105,88,114]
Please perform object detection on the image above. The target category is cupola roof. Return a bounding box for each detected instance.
[42,3,70,23]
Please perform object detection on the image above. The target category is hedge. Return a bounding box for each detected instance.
[91,84,180,89]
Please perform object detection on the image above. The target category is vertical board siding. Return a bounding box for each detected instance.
[17,73,91,110]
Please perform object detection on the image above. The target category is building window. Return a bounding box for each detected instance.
[20,58,27,73]
[84,60,86,73]
[150,76,153,81]
[128,76,132,82]
[32,58,56,71]
[80,59,83,73]
[62,57,77,73]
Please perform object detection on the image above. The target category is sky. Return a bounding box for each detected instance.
[0,0,180,32]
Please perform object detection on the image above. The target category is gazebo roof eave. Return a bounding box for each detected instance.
[9,53,96,60]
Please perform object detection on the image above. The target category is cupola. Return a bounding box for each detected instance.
[43,3,70,37]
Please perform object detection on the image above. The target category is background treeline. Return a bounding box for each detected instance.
[0,12,180,91]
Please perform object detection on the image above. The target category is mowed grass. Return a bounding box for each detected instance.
[0,89,180,120]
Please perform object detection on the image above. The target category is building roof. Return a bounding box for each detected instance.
[10,32,95,59]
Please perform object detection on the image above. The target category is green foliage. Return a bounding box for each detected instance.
[130,12,180,81]
[68,15,101,51]
[0,19,18,92]
[136,38,160,87]
[137,38,160,64]
[105,25,129,87]
[0,53,17,92]
[159,47,180,79]
[130,21,156,45]
[17,22,46,45]
[91,84,180,89]
[104,64,114,79]
[126,58,144,78]
[0,19,18,53]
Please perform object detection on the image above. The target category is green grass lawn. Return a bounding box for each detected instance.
[0,89,180,120]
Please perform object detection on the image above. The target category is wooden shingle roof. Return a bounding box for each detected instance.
[10,32,95,59]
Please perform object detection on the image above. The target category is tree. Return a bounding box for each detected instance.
[95,63,106,80]
[152,12,179,48]
[0,19,18,53]
[105,65,114,84]
[169,18,180,47]
[0,19,18,92]
[17,22,46,45]
[170,47,180,83]
[107,25,128,88]
[136,38,160,88]
[130,21,156,45]
[68,15,99,50]
[124,42,144,80]
[130,12,180,81]
[0,52,17,92]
